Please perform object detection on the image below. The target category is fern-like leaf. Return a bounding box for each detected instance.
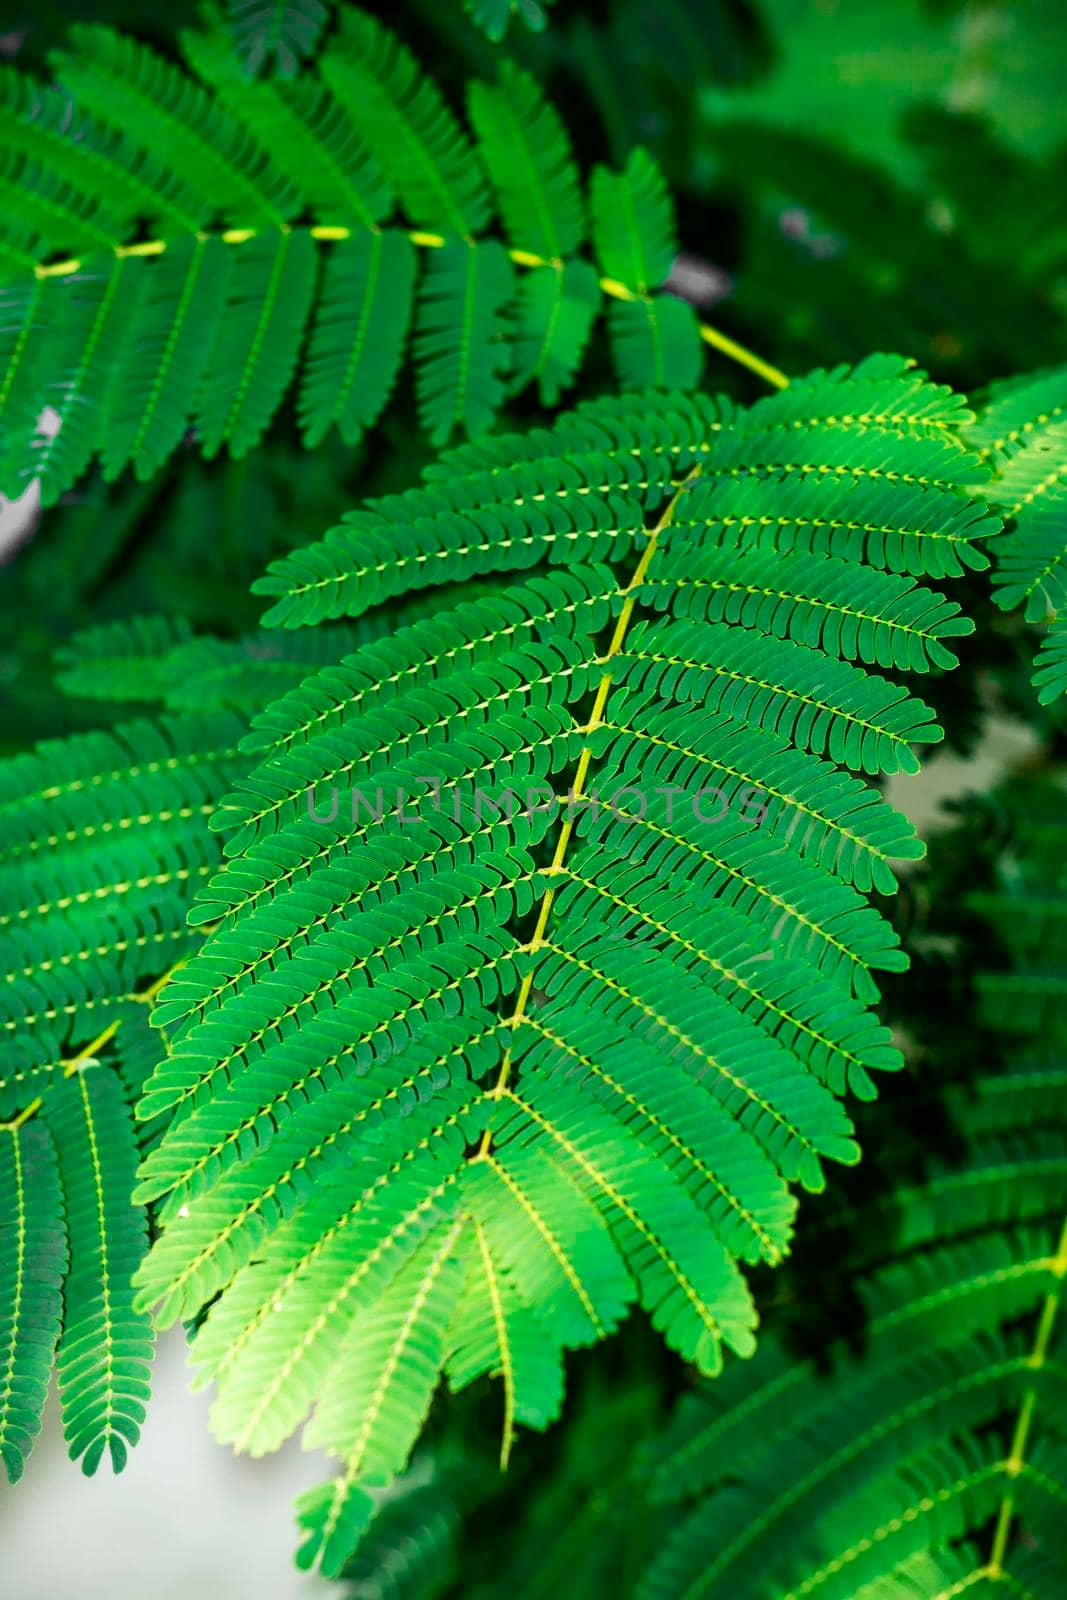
[0,10,714,499]
[43,1066,154,1474]
[53,25,300,224]
[415,240,515,444]
[319,11,489,238]
[301,228,416,447]
[0,1122,66,1483]
[0,710,245,1120]
[467,65,585,264]
[968,364,1067,700]
[591,149,701,389]
[0,651,320,1486]
[380,784,1067,1598]
[195,227,317,459]
[130,355,998,1573]
[640,786,1067,1600]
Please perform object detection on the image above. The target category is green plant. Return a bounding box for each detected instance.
[641,784,1067,1600]
[1,3,1066,1594]
[4,351,1001,1563]
[0,8,773,509]
[969,369,1067,704]
[323,780,1067,1599]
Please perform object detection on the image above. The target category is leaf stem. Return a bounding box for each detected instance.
[0,960,185,1132]
[480,465,703,1138]
[988,1212,1067,1574]
[33,227,788,391]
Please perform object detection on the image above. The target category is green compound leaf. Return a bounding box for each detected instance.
[43,1067,154,1475]
[0,1122,66,1484]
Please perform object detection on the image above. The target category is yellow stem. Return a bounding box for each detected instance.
[478,464,701,1152]
[697,321,789,390]
[34,227,788,390]
[0,959,185,1132]
[988,1213,1067,1575]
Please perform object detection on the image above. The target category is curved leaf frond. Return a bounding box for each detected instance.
[0,11,714,502]
[125,355,996,1573]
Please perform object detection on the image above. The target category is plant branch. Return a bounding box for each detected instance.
[988,1212,1067,1575]
[481,463,703,1130]
[0,959,186,1132]
[34,227,789,391]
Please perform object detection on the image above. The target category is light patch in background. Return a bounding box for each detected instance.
[885,713,1043,842]
[0,405,61,564]
[0,1327,333,1599]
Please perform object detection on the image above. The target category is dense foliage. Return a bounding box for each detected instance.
[1,2,1065,1596]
